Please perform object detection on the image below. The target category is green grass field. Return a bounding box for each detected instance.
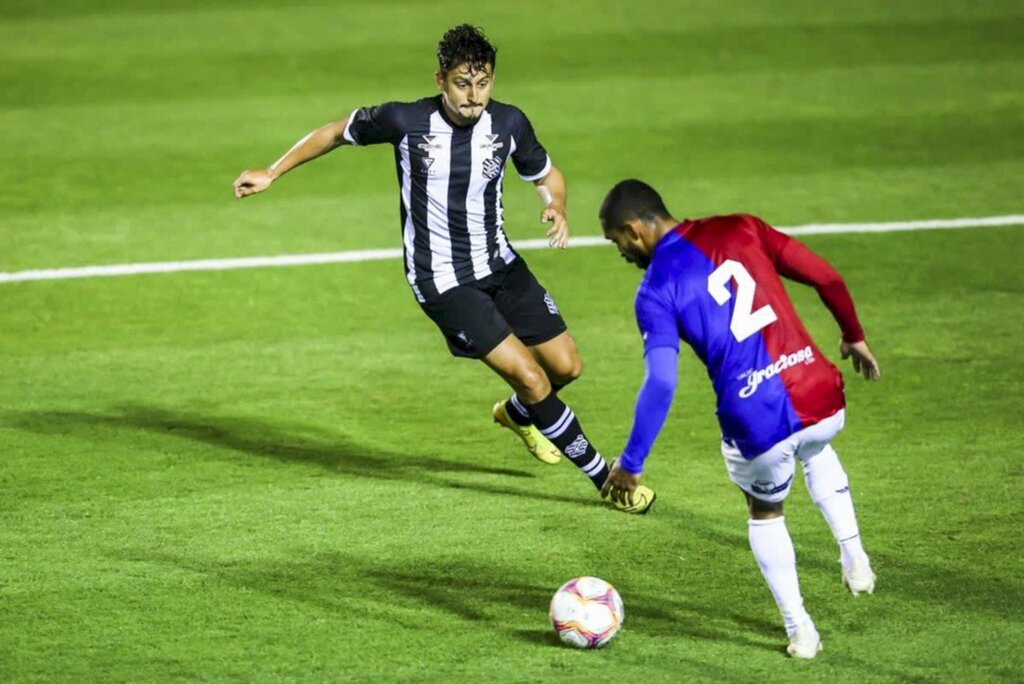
[2,1,1023,681]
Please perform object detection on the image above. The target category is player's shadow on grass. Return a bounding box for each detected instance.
[361,556,776,651]
[655,506,1024,627]
[116,548,777,653]
[2,404,604,510]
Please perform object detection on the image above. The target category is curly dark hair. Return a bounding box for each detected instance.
[437,24,497,75]
[600,180,672,230]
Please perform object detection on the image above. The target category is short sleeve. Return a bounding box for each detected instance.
[635,286,680,354]
[510,109,551,181]
[343,103,404,146]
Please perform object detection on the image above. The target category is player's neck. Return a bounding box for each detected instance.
[647,217,681,250]
[439,96,476,128]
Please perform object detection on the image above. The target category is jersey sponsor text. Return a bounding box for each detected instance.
[738,346,816,399]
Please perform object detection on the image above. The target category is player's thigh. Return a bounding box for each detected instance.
[493,258,568,349]
[418,285,511,359]
[722,437,799,504]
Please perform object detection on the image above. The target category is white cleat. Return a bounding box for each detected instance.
[786,621,822,659]
[842,556,876,597]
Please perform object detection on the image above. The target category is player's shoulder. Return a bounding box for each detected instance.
[347,97,441,144]
[486,99,526,116]
[684,213,769,249]
[646,224,725,289]
[688,213,765,235]
[635,269,663,307]
[638,252,679,300]
[370,96,440,119]
[486,99,531,127]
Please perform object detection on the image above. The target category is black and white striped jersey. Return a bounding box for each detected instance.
[343,96,552,302]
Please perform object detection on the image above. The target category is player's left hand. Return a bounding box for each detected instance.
[541,204,570,249]
[840,339,881,381]
[601,457,641,507]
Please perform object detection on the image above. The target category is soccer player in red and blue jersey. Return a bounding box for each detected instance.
[598,179,882,659]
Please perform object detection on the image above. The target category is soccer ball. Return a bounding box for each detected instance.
[549,576,624,648]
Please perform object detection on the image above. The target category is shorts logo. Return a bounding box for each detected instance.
[737,345,815,399]
[750,475,793,496]
[454,330,474,351]
[565,434,589,458]
[482,157,501,179]
[543,293,560,315]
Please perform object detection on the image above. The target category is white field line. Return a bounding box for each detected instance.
[2,214,1022,285]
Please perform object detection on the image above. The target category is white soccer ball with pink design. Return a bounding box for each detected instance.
[549,576,624,648]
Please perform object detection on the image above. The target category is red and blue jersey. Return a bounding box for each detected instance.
[634,214,862,459]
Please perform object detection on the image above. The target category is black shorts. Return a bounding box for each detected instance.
[418,257,568,359]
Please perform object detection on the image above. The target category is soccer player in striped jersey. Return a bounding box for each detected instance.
[233,26,654,513]
[598,180,881,657]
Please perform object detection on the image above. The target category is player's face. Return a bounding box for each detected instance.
[604,224,652,270]
[437,63,494,125]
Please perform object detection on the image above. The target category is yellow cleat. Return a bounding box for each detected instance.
[611,485,657,515]
[492,401,561,465]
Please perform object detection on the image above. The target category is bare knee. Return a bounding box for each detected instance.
[542,344,583,387]
[554,352,583,386]
[510,361,552,403]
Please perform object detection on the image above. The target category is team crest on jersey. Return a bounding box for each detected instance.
[482,157,502,179]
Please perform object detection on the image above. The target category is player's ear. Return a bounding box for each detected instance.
[435,71,445,89]
[623,220,644,241]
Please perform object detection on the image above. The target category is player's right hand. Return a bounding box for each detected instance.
[541,204,570,249]
[840,340,881,381]
[601,457,641,507]
[233,169,275,199]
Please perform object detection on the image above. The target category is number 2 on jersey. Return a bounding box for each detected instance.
[707,259,777,342]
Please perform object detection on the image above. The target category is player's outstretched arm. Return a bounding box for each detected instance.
[759,218,882,381]
[841,340,882,381]
[233,118,351,199]
[602,346,679,506]
[535,165,569,249]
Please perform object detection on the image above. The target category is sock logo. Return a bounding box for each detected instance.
[565,434,589,458]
